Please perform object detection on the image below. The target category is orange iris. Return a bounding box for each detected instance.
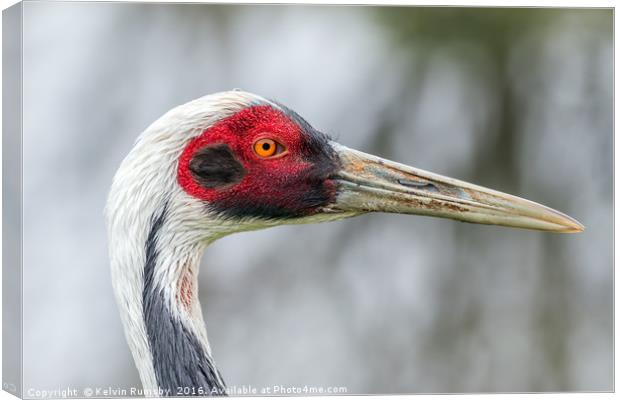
[254,138,283,158]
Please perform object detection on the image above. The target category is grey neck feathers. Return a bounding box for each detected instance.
[143,205,227,396]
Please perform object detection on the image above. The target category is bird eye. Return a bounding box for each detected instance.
[253,138,285,158]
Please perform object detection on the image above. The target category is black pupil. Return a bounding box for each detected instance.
[262,142,271,151]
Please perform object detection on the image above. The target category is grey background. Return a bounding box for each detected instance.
[18,2,612,395]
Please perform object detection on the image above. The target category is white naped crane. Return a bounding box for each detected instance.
[106,90,583,396]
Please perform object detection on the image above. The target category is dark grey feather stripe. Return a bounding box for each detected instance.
[143,205,227,396]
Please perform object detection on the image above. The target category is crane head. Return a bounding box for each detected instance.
[171,92,582,234]
[106,90,583,394]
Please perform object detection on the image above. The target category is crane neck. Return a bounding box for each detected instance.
[109,197,228,396]
[141,204,227,396]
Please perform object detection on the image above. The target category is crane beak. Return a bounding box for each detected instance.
[328,143,584,233]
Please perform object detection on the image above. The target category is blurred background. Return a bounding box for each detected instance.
[20,2,612,395]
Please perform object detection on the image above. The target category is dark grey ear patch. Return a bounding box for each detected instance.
[189,144,246,188]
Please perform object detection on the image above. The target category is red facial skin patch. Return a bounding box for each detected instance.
[177,105,338,219]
